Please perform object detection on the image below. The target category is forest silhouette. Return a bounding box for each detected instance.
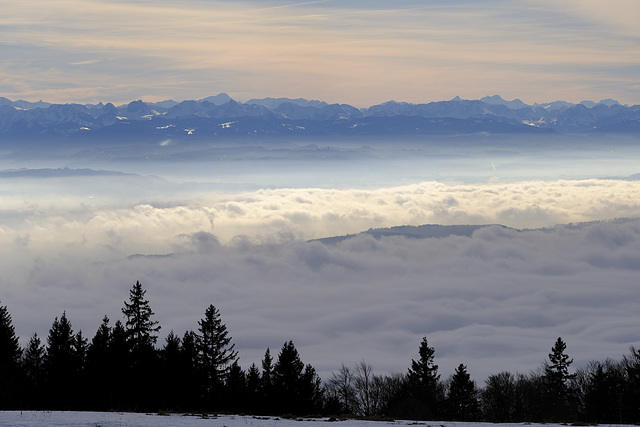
[1,281,639,423]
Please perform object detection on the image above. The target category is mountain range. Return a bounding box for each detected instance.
[0,94,638,140]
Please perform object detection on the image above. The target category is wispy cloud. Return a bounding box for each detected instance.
[1,0,638,104]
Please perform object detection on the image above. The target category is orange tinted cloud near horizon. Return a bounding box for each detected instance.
[0,0,638,106]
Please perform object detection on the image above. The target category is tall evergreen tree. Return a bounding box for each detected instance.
[122,281,161,409]
[406,337,442,419]
[122,281,160,354]
[71,330,88,408]
[273,340,306,414]
[260,347,274,413]
[301,363,323,414]
[86,316,112,410]
[21,333,45,408]
[108,319,131,410]
[196,304,238,407]
[543,337,575,421]
[246,363,261,413]
[160,330,183,409]
[225,360,247,412]
[180,330,200,409]
[446,363,479,421]
[0,301,21,408]
[44,312,76,408]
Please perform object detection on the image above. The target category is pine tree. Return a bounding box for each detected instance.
[122,281,161,354]
[161,330,183,409]
[180,330,200,409]
[225,360,247,412]
[407,337,442,418]
[196,304,238,407]
[273,340,305,414]
[446,363,479,421]
[122,281,161,408]
[21,333,45,408]
[44,312,76,408]
[86,316,112,410]
[108,319,130,410]
[246,363,261,413]
[301,363,323,414]
[544,337,575,421]
[260,347,274,413]
[0,301,21,408]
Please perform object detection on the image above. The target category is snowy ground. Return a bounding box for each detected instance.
[0,412,637,427]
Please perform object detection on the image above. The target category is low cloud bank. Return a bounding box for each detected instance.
[1,178,640,382]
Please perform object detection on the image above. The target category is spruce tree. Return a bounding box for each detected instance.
[260,347,274,412]
[44,312,76,408]
[225,360,247,412]
[544,337,575,421]
[122,281,161,408]
[246,363,261,413]
[446,363,479,421]
[108,319,131,409]
[161,330,183,409]
[0,301,21,408]
[180,330,199,409]
[196,304,238,407]
[273,340,305,414]
[122,281,161,354]
[407,337,442,418]
[86,316,112,410]
[22,333,45,408]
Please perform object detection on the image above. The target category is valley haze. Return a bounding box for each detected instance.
[0,93,639,386]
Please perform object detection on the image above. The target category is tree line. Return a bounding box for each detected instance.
[1,282,640,423]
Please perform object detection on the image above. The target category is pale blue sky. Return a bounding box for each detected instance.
[1,0,639,105]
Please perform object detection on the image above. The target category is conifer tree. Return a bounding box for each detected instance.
[301,363,323,414]
[161,330,183,409]
[407,337,442,418]
[180,330,200,409]
[86,316,112,410]
[0,301,21,408]
[446,363,479,421]
[122,281,161,408]
[543,337,575,421]
[22,333,45,407]
[44,312,76,408]
[260,347,274,412]
[196,304,238,406]
[246,363,261,412]
[225,360,247,411]
[108,319,130,409]
[122,281,160,354]
[273,340,305,414]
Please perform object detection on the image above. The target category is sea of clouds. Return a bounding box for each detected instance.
[2,177,640,382]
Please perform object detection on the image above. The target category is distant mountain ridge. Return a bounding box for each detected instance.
[0,94,638,140]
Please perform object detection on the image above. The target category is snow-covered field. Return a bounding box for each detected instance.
[0,412,636,427]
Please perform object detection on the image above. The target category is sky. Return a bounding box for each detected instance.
[1,0,639,106]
